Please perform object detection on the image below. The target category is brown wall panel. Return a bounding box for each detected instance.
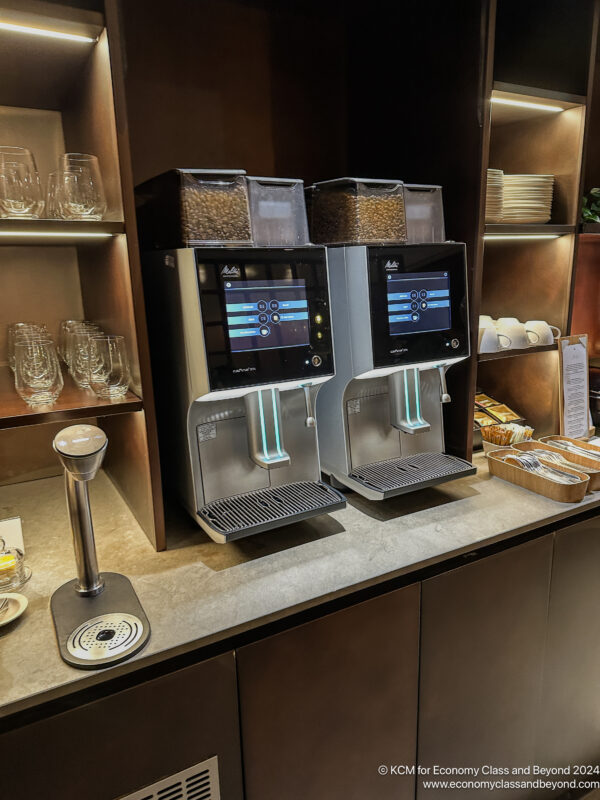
[537,517,600,773]
[1,652,243,800]
[418,536,553,800]
[238,583,420,800]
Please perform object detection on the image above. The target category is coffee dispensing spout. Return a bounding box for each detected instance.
[245,387,291,469]
[388,368,432,435]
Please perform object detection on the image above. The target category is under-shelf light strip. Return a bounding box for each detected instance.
[491,97,563,113]
[0,231,112,239]
[484,234,560,241]
[0,21,96,43]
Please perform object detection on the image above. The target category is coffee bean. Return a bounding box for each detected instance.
[180,178,252,244]
[310,183,407,244]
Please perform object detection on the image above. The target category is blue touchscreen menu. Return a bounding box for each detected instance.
[224,278,310,352]
[387,271,451,335]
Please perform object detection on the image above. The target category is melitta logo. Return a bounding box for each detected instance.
[221,265,240,278]
[384,260,399,271]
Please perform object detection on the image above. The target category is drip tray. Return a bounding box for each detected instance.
[199,480,346,543]
[348,451,476,499]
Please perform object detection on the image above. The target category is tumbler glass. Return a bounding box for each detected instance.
[0,146,44,218]
[68,326,102,388]
[58,319,84,363]
[89,335,130,399]
[65,323,101,371]
[7,322,48,372]
[59,154,107,220]
[14,338,63,406]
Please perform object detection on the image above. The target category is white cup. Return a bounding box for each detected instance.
[479,315,496,329]
[478,326,511,353]
[496,317,539,349]
[524,320,561,346]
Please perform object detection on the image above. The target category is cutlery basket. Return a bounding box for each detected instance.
[519,439,600,491]
[487,447,589,502]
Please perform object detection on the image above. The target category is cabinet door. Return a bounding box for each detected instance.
[1,652,243,800]
[418,536,553,800]
[237,584,420,800]
[537,517,600,771]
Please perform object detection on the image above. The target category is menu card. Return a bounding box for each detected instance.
[559,335,589,439]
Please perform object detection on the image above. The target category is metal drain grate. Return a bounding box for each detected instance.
[67,613,144,662]
[200,481,345,536]
[117,755,220,800]
[350,451,475,493]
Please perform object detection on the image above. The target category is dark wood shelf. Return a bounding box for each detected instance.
[485,224,576,235]
[0,219,124,245]
[579,223,600,234]
[478,343,558,362]
[0,365,142,429]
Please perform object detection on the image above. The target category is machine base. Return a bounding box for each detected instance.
[51,572,151,670]
[198,480,346,543]
[332,451,477,500]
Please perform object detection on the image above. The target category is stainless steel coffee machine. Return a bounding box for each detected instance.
[316,243,476,500]
[143,246,345,542]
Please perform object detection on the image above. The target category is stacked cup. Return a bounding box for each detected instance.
[478,315,561,353]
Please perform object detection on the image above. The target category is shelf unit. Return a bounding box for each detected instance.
[0,1,164,548]
[468,0,600,442]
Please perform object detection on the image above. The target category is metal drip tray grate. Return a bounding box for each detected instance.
[350,451,476,495]
[200,481,345,539]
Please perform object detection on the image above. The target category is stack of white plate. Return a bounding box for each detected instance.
[485,169,504,223]
[501,174,554,223]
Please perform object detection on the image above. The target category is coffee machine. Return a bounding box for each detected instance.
[143,246,345,542]
[316,243,476,500]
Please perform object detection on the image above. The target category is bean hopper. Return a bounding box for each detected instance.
[138,170,345,542]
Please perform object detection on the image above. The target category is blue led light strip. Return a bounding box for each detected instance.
[413,368,427,426]
[257,389,270,460]
[271,388,284,458]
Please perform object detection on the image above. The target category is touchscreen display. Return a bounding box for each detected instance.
[386,271,451,335]
[225,278,310,352]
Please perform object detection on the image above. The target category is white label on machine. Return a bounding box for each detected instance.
[347,398,361,415]
[197,422,217,443]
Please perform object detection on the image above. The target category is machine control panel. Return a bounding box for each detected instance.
[368,244,469,368]
[196,247,334,391]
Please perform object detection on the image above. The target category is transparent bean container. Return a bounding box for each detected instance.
[247,177,310,246]
[0,537,31,591]
[309,177,407,245]
[404,184,446,243]
[135,168,253,250]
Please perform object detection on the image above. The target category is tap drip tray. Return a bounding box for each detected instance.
[199,481,346,543]
[347,451,476,500]
[51,572,151,670]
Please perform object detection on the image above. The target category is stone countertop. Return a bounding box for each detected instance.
[1,453,599,720]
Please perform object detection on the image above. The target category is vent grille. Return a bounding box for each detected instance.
[117,756,219,800]
[350,451,475,492]
[200,480,345,535]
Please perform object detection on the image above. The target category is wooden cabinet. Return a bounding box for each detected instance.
[418,536,554,799]
[237,584,420,800]
[537,517,600,774]
[1,653,243,800]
